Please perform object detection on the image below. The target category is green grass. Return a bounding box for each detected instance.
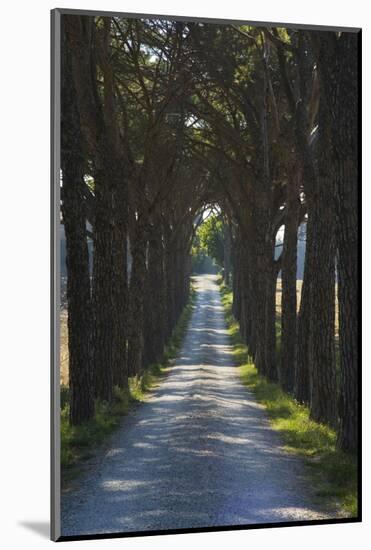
[219,279,358,518]
[61,286,196,483]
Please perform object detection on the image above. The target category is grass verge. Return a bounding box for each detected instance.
[61,285,196,484]
[219,279,358,518]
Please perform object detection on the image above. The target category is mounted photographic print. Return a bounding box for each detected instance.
[51,7,361,542]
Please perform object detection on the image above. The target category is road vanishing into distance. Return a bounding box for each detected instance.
[62,274,332,536]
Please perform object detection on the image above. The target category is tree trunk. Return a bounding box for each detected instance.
[333,34,359,452]
[308,209,336,427]
[112,184,128,388]
[265,249,278,382]
[308,124,337,427]
[252,250,268,375]
[127,218,147,377]
[254,86,275,377]
[144,217,166,366]
[92,181,115,402]
[65,15,129,401]
[336,155,358,451]
[280,176,300,392]
[164,226,177,336]
[252,215,275,378]
[232,239,242,322]
[295,218,312,405]
[223,223,232,286]
[61,35,94,425]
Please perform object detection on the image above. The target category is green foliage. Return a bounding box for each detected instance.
[61,285,196,483]
[198,215,224,266]
[219,280,358,518]
[61,386,130,476]
[192,214,224,273]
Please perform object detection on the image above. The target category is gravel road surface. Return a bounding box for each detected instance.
[61,274,332,536]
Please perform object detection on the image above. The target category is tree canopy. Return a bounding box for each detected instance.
[61,14,359,453]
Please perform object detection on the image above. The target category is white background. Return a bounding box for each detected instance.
[0,0,369,548]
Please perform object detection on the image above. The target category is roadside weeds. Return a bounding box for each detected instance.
[218,278,358,518]
[61,286,196,486]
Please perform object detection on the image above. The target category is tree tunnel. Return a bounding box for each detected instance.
[60,14,358,453]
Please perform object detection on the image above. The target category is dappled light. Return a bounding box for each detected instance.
[61,276,332,536]
[58,11,359,538]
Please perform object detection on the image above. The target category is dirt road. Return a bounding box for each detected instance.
[61,274,331,536]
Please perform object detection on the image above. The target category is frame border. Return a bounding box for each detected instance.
[54,7,361,32]
[51,7,61,542]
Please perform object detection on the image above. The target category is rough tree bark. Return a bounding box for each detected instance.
[61,34,94,424]
[143,215,167,366]
[295,215,313,405]
[112,183,128,388]
[253,78,277,379]
[265,243,279,382]
[332,34,359,452]
[92,181,115,401]
[164,223,177,337]
[223,222,232,286]
[65,15,129,401]
[280,171,301,393]
[127,215,147,377]
[307,66,337,426]
[232,235,242,322]
[308,202,337,427]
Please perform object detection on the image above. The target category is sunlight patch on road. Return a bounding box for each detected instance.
[101,479,150,492]
[206,432,252,445]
